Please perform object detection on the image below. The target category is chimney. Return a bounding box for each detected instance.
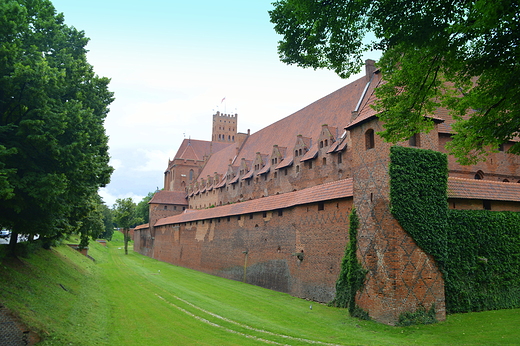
[351,110,359,122]
[365,59,376,83]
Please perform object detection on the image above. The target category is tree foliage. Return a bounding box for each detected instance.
[270,0,520,164]
[0,0,113,252]
[135,191,154,224]
[113,198,142,255]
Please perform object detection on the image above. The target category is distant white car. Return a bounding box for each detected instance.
[0,229,9,239]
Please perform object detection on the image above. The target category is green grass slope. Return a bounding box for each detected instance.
[1,233,519,345]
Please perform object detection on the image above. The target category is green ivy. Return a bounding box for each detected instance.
[445,210,520,313]
[397,305,437,326]
[389,146,449,267]
[331,208,369,319]
[389,146,520,314]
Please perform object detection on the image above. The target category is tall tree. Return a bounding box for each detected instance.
[270,0,520,164]
[0,0,113,254]
[113,198,142,255]
[135,191,154,225]
[100,202,115,241]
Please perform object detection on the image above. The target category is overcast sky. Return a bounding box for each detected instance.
[51,0,378,206]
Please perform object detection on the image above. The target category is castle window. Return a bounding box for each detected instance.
[308,161,313,169]
[503,179,510,182]
[474,170,484,180]
[318,202,324,211]
[338,153,343,164]
[274,172,278,179]
[164,206,167,210]
[296,165,300,173]
[263,211,267,217]
[264,174,267,181]
[227,217,231,222]
[277,209,283,216]
[174,206,177,210]
[498,143,505,151]
[325,139,328,146]
[249,214,253,219]
[183,207,186,211]
[295,150,298,157]
[483,200,491,210]
[247,180,251,186]
[409,133,420,147]
[284,168,288,176]
[237,215,241,220]
[320,141,323,148]
[299,148,302,156]
[323,158,327,165]
[365,129,375,149]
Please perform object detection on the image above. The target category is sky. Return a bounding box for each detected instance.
[51,0,378,207]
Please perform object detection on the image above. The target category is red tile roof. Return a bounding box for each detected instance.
[276,156,293,169]
[448,177,520,202]
[149,190,188,205]
[134,223,149,230]
[300,144,319,162]
[173,139,232,161]
[155,178,353,226]
[196,75,370,183]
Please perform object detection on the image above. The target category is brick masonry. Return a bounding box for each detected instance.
[140,199,352,303]
[349,118,446,325]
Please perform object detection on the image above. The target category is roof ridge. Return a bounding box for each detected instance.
[449,177,519,185]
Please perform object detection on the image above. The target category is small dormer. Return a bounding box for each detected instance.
[318,124,337,149]
[270,145,286,167]
[213,172,221,185]
[226,164,236,181]
[239,158,251,176]
[293,135,311,160]
[253,152,268,171]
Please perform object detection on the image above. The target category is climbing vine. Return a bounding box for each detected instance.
[331,208,369,319]
[390,146,520,313]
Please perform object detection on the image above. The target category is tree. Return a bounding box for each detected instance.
[0,0,113,254]
[135,191,154,224]
[270,0,520,164]
[113,198,143,255]
[99,202,115,241]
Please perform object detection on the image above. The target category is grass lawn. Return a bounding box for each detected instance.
[1,233,519,345]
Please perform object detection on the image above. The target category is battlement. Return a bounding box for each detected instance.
[213,111,237,118]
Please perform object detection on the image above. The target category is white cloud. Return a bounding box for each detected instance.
[133,149,177,172]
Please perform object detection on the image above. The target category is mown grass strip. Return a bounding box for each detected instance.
[1,232,519,345]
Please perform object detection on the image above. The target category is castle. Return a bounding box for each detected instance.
[133,60,520,325]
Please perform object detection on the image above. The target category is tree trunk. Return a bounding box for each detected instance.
[124,228,128,255]
[8,231,18,257]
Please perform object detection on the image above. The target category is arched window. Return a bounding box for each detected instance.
[323,157,327,165]
[189,169,194,181]
[365,129,375,149]
[474,170,484,180]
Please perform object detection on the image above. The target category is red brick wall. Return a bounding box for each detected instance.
[139,199,353,303]
[349,119,446,325]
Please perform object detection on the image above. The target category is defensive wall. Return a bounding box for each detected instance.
[137,179,353,303]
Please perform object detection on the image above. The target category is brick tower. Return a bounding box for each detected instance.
[212,111,237,143]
